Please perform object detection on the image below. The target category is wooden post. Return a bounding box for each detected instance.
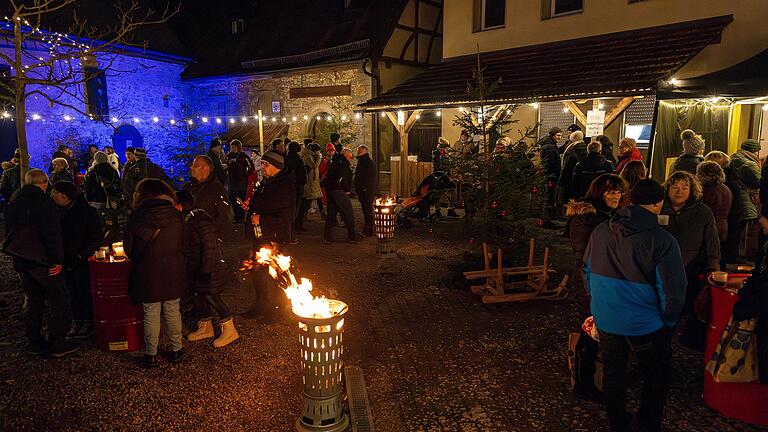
[384,110,422,197]
[257,109,264,155]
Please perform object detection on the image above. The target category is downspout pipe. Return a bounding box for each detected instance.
[362,58,382,192]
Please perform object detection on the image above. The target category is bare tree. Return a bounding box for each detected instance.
[0,0,179,176]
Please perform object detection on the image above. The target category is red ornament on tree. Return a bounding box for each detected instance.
[501,210,508,217]
[536,218,545,227]
[546,181,554,189]
[469,237,476,244]
[427,228,433,234]
[491,201,498,209]
[531,186,539,194]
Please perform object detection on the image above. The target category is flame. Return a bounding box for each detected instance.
[375,196,396,206]
[242,246,338,319]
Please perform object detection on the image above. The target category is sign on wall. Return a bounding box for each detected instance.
[585,109,605,137]
[289,85,351,99]
[271,100,281,113]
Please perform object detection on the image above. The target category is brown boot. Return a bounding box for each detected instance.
[213,318,239,348]
[187,320,214,341]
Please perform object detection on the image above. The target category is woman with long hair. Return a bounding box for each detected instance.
[619,160,646,207]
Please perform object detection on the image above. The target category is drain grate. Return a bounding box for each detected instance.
[344,366,375,432]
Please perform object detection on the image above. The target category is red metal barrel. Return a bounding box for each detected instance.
[89,257,144,352]
[703,273,768,426]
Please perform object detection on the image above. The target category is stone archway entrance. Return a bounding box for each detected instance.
[309,112,331,144]
[111,125,143,162]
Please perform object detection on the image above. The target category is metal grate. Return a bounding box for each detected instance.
[624,96,656,125]
[538,102,576,139]
[344,366,375,432]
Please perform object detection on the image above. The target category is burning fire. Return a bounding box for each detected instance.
[375,196,396,206]
[241,246,340,319]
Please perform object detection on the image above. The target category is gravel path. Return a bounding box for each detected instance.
[1,210,766,431]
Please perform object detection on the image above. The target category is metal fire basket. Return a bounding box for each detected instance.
[373,203,396,257]
[295,300,349,432]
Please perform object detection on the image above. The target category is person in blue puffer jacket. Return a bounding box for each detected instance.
[583,178,686,432]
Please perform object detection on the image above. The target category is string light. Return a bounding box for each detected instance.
[152,116,159,123]
[355,113,361,119]
[229,118,235,124]
[133,117,140,123]
[341,115,347,121]
[241,117,247,122]
[63,115,72,121]
[187,119,194,125]
[291,116,297,122]
[31,113,41,120]
[563,107,569,113]
[316,116,322,120]
[436,111,442,117]
[215,118,221,124]
[303,115,308,120]
[111,116,118,123]
[170,119,176,125]
[202,117,208,123]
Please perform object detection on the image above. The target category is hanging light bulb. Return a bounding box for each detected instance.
[170,119,176,125]
[229,118,235,124]
[110,116,118,123]
[282,117,286,122]
[292,116,297,122]
[187,119,194,125]
[562,107,569,113]
[202,117,209,123]
[241,117,247,122]
[598,103,605,109]
[303,115,308,120]
[31,113,41,120]
[436,111,442,117]
[316,115,322,121]
[341,115,347,121]
[380,112,386,117]
[152,116,159,123]
[271,117,277,122]
[415,114,421,120]
[133,117,140,123]
[355,113,361,120]
[63,115,72,121]
[215,118,222,124]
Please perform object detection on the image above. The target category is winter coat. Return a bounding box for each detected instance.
[671,153,704,175]
[661,199,720,276]
[538,136,561,181]
[182,176,232,237]
[84,162,122,204]
[3,185,64,270]
[571,152,615,200]
[226,152,254,191]
[354,153,377,197]
[60,196,103,268]
[48,151,77,177]
[602,143,617,165]
[325,154,352,193]
[124,197,186,304]
[207,150,228,187]
[584,205,687,336]
[761,162,768,219]
[0,163,21,201]
[285,150,308,197]
[726,150,762,223]
[733,240,768,384]
[246,169,295,243]
[121,157,170,198]
[615,147,643,174]
[49,169,75,187]
[183,208,229,294]
[566,200,614,261]
[301,148,322,199]
[560,141,588,202]
[700,180,732,242]
[107,153,121,173]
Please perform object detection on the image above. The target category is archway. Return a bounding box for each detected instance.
[112,124,143,162]
[309,112,331,144]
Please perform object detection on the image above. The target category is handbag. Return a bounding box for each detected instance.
[705,317,759,383]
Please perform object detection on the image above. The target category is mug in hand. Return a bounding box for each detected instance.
[712,271,728,288]
[657,214,669,226]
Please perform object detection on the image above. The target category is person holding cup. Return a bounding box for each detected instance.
[661,171,720,352]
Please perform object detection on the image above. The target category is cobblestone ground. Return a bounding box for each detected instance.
[0,209,766,431]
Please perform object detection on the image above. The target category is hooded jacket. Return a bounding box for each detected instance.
[698,170,732,242]
[124,197,187,304]
[566,199,614,261]
[584,205,687,336]
[83,162,121,204]
[325,153,352,193]
[671,153,704,175]
[615,147,643,174]
[559,141,587,202]
[726,149,761,223]
[571,152,615,200]
[661,199,720,275]
[121,157,170,198]
[246,169,295,243]
[538,136,561,181]
[183,175,232,237]
[3,185,64,270]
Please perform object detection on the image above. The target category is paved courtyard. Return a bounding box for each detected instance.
[0,212,766,431]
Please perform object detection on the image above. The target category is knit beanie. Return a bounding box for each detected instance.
[569,130,584,143]
[261,150,284,169]
[134,147,147,158]
[630,179,665,205]
[741,139,761,153]
[52,181,79,200]
[325,143,336,152]
[209,138,222,150]
[680,129,705,155]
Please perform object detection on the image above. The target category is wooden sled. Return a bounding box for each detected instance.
[464,239,568,304]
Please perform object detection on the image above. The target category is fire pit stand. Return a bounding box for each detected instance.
[295,300,349,432]
[373,203,396,257]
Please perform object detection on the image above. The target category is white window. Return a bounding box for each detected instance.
[231,19,244,35]
[624,124,652,145]
[473,0,505,32]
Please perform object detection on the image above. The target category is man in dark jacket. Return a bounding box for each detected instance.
[3,169,78,357]
[51,181,103,340]
[354,145,377,236]
[572,141,615,200]
[121,148,170,199]
[584,179,686,432]
[285,141,308,234]
[561,130,588,204]
[207,138,228,187]
[225,140,254,223]
[183,155,232,238]
[246,151,295,320]
[539,127,562,228]
[0,150,21,203]
[324,149,357,243]
[330,133,342,153]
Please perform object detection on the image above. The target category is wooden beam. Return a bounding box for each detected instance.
[488,104,510,127]
[385,111,402,133]
[395,24,442,38]
[562,101,586,125]
[604,97,635,127]
[403,109,423,133]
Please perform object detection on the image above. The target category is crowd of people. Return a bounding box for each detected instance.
[1,133,379,367]
[541,126,768,432]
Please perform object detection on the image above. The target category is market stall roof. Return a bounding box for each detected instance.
[657,48,768,100]
[359,15,733,112]
[220,124,289,150]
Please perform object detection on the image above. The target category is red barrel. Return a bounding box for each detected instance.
[89,257,144,352]
[703,273,768,426]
